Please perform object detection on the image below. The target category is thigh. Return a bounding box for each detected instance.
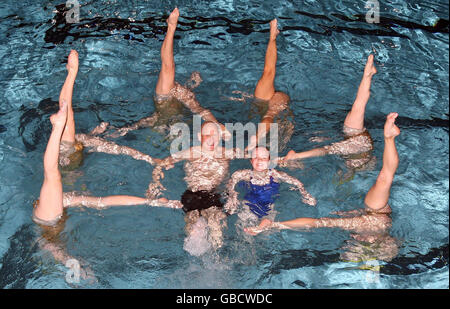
[34,177,64,223]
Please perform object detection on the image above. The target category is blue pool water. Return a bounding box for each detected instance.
[0,0,448,288]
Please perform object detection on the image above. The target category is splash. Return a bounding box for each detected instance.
[183,217,212,257]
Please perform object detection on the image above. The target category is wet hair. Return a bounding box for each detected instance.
[251,146,270,159]
[200,121,220,134]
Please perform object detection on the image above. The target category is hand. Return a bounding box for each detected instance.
[302,196,317,207]
[106,127,130,139]
[285,150,297,160]
[153,167,165,181]
[276,156,287,167]
[146,182,165,199]
[89,122,109,135]
[152,158,163,165]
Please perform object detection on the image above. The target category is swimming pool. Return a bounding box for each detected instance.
[0,0,448,288]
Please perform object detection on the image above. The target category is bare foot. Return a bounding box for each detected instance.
[384,112,400,139]
[269,19,279,41]
[50,100,68,129]
[364,54,377,77]
[66,50,79,73]
[167,7,179,29]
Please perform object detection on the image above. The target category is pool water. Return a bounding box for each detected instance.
[0,0,448,288]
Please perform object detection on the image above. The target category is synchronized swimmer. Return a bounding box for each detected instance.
[32,7,401,266]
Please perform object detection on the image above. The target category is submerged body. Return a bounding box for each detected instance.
[150,144,242,251]
[225,147,316,232]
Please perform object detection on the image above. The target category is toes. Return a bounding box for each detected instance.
[387,112,398,121]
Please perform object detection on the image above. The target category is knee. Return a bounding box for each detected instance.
[376,170,394,187]
[262,68,275,78]
[44,170,62,182]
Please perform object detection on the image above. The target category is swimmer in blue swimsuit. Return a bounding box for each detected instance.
[225,147,316,232]
[246,113,401,262]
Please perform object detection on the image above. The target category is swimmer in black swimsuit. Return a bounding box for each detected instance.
[104,8,231,140]
[246,113,401,262]
[149,121,244,253]
[280,54,379,173]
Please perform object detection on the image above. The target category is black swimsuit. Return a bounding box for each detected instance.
[180,190,224,213]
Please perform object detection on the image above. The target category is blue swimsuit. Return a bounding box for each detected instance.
[241,172,280,219]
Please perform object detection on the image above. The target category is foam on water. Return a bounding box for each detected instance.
[183,217,212,257]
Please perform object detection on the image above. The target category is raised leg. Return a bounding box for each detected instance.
[155,8,179,95]
[254,19,279,101]
[60,50,79,144]
[364,112,400,211]
[34,101,68,222]
[343,54,377,130]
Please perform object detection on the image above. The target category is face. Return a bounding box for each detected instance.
[251,147,270,172]
[199,122,220,151]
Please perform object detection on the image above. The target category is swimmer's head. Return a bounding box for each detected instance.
[198,121,221,152]
[251,147,271,172]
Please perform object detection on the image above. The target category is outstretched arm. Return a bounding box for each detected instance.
[281,148,327,161]
[147,147,192,198]
[224,170,252,214]
[105,113,159,138]
[272,170,316,206]
[75,133,160,165]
